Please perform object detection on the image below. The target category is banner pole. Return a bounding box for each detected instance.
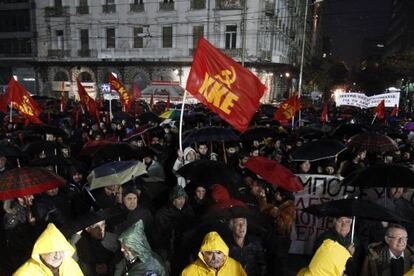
[371,114,377,125]
[179,90,187,153]
[9,102,12,123]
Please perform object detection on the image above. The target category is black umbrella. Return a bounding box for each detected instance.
[341,164,414,188]
[24,124,68,138]
[291,139,347,162]
[138,112,161,124]
[0,142,24,157]
[29,156,73,167]
[330,124,368,139]
[347,132,398,153]
[302,198,410,224]
[176,159,238,188]
[22,141,60,157]
[240,126,280,141]
[183,127,239,144]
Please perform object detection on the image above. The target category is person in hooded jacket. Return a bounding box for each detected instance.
[13,223,83,276]
[114,220,166,276]
[181,231,247,276]
[172,147,197,188]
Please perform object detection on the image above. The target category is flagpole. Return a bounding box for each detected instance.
[109,98,113,121]
[9,102,12,123]
[371,114,377,125]
[178,90,187,153]
[291,116,295,131]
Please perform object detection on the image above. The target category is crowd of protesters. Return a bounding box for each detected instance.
[1,98,414,276]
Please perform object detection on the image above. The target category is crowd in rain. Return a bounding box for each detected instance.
[2,98,414,276]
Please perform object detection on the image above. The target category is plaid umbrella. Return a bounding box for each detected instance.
[183,127,239,144]
[0,167,66,200]
[87,160,147,190]
[347,132,398,153]
[244,156,303,192]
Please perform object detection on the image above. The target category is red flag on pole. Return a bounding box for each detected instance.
[273,95,301,122]
[76,79,99,121]
[166,93,171,111]
[375,99,385,119]
[130,81,141,101]
[149,94,154,110]
[186,37,267,132]
[321,104,329,123]
[5,78,43,124]
[0,92,9,113]
[109,73,131,111]
[390,104,398,117]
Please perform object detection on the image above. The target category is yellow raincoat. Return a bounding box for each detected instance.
[13,223,83,276]
[405,267,414,276]
[297,239,351,276]
[181,231,247,276]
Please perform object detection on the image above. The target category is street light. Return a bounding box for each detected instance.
[298,0,324,124]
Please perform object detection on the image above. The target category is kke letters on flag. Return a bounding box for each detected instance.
[5,78,43,124]
[186,37,267,132]
[109,73,131,111]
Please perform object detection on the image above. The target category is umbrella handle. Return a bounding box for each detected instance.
[351,216,355,244]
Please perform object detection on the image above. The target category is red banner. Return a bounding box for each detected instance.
[320,104,328,123]
[375,99,385,119]
[274,95,301,122]
[186,37,266,132]
[109,73,131,111]
[76,79,98,120]
[6,78,43,124]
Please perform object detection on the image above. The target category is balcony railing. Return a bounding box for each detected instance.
[216,0,241,10]
[102,4,116,13]
[130,3,144,12]
[45,6,68,17]
[47,49,70,58]
[221,48,242,57]
[159,2,174,11]
[76,5,89,15]
[78,49,90,57]
[191,0,205,9]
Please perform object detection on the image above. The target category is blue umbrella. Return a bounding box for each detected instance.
[87,160,147,190]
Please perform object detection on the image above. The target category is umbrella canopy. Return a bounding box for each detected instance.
[23,124,68,138]
[159,109,181,121]
[404,122,414,132]
[91,143,139,165]
[240,126,280,141]
[29,156,73,167]
[341,164,414,188]
[183,127,239,144]
[79,140,116,157]
[302,198,411,223]
[138,112,161,124]
[87,160,147,190]
[0,167,66,200]
[22,141,60,157]
[244,156,303,192]
[176,159,238,187]
[330,124,367,139]
[291,139,347,162]
[347,132,398,153]
[0,143,24,157]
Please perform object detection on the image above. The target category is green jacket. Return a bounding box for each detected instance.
[114,220,167,276]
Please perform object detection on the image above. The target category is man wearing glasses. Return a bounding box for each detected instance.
[362,224,414,276]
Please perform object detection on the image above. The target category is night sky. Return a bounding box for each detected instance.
[322,0,392,67]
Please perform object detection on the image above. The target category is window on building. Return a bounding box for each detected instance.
[106,0,115,4]
[106,28,115,48]
[162,26,172,48]
[56,30,64,49]
[80,29,89,50]
[80,0,88,6]
[134,0,143,4]
[54,0,62,8]
[133,27,143,48]
[192,25,204,49]
[225,25,237,49]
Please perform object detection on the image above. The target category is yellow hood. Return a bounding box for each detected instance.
[31,223,75,264]
[297,239,351,276]
[198,231,229,265]
[405,267,414,276]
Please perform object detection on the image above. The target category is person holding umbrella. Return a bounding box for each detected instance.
[361,224,414,276]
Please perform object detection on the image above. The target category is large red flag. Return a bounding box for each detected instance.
[273,95,301,122]
[6,78,43,124]
[0,92,8,113]
[109,73,131,111]
[390,104,398,117]
[375,99,385,119]
[320,104,329,123]
[186,37,266,132]
[76,79,99,120]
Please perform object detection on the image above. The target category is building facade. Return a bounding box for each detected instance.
[386,0,414,55]
[8,0,313,103]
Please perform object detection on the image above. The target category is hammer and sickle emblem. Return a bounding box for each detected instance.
[214,66,237,89]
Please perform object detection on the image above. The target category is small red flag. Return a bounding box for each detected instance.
[390,104,398,117]
[76,79,99,121]
[375,99,385,119]
[0,92,9,113]
[130,82,141,101]
[166,93,171,111]
[321,104,329,123]
[109,73,131,111]
[6,78,43,124]
[186,37,266,132]
[274,95,301,122]
[149,94,154,110]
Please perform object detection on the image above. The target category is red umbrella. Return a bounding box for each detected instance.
[244,156,303,192]
[0,167,66,200]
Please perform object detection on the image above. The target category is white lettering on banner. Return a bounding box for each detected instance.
[335,92,400,108]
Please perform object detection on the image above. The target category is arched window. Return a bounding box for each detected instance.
[79,71,92,82]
